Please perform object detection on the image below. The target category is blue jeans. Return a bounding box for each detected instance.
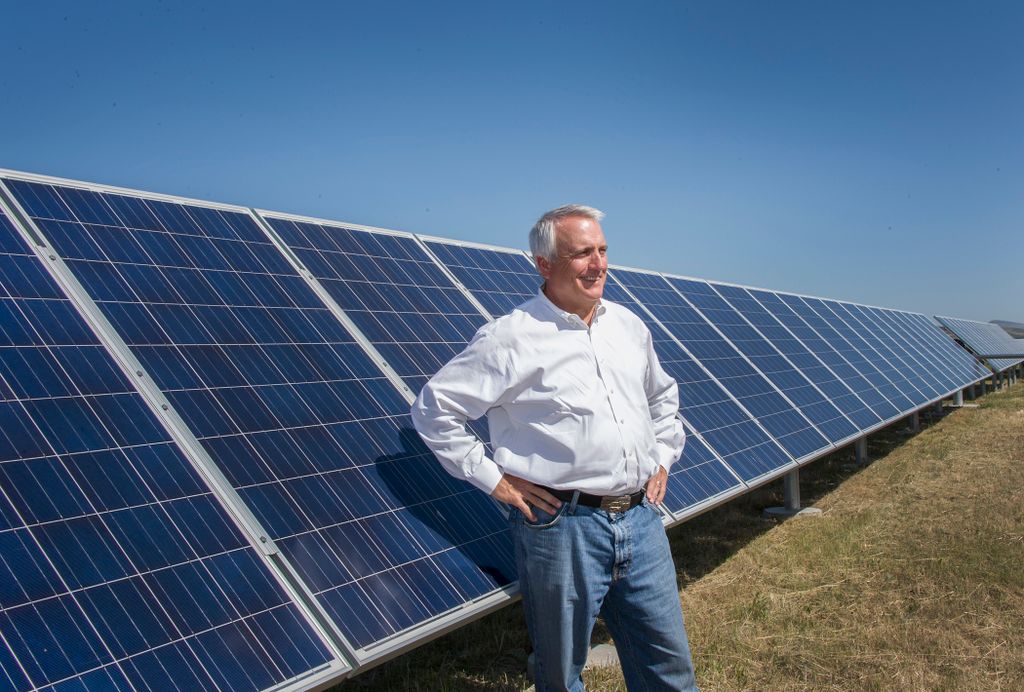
[512,495,698,692]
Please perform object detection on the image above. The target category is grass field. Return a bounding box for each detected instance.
[342,381,1024,691]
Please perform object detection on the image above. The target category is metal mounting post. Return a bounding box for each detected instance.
[908,411,920,433]
[855,437,868,466]
[952,389,964,406]
[762,469,822,519]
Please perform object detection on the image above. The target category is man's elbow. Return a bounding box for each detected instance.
[409,391,433,437]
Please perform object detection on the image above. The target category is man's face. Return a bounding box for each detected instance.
[536,215,608,322]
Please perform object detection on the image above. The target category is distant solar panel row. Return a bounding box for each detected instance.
[935,316,1024,373]
[0,169,995,689]
[607,273,988,476]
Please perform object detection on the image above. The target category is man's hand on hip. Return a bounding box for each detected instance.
[646,466,668,505]
[491,474,562,522]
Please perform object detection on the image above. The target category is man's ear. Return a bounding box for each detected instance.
[535,255,551,279]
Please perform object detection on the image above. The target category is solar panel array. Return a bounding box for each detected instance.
[0,168,998,689]
[0,204,337,690]
[597,271,987,513]
[935,316,1024,373]
[0,174,515,689]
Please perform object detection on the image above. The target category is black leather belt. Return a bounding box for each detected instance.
[543,487,645,513]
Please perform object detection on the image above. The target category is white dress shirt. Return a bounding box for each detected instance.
[411,290,685,495]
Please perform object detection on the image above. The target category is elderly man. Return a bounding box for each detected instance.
[412,205,697,691]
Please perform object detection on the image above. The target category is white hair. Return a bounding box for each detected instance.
[529,204,605,261]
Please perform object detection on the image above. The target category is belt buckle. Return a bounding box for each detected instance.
[600,494,632,513]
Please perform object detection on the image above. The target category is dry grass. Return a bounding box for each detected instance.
[341,383,1024,691]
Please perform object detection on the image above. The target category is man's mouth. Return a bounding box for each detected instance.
[579,272,604,284]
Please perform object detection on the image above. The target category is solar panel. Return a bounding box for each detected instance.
[836,303,963,398]
[935,315,1024,373]
[617,270,831,464]
[666,278,859,445]
[735,289,987,423]
[606,269,793,484]
[0,203,337,690]
[810,298,938,404]
[751,290,905,423]
[1,176,516,667]
[709,284,883,431]
[598,277,745,518]
[793,296,925,410]
[888,309,991,380]
[892,311,991,382]
[420,239,538,317]
[259,215,492,399]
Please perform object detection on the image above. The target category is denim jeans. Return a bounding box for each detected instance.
[511,495,698,692]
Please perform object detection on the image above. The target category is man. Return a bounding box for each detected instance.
[411,205,697,691]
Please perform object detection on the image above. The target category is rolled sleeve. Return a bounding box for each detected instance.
[410,329,512,494]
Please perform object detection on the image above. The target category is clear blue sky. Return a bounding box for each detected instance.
[2,1,1021,323]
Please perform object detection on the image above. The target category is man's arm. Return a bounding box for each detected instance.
[411,329,560,520]
[642,328,685,504]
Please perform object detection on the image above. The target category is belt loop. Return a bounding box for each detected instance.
[569,490,581,513]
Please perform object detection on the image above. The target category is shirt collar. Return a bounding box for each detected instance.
[535,285,606,327]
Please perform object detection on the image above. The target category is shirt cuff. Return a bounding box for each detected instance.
[468,458,505,495]
[657,440,683,473]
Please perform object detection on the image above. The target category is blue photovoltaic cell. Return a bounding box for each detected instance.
[896,312,991,382]
[668,278,858,445]
[658,433,741,516]
[607,270,792,483]
[814,298,939,403]
[832,302,950,399]
[422,240,538,317]
[792,296,924,411]
[4,179,515,654]
[710,284,882,431]
[263,216,489,396]
[0,206,332,690]
[935,316,1024,373]
[599,278,743,514]
[853,306,969,395]
[754,291,903,422]
[630,273,829,461]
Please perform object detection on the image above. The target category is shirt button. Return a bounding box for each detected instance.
[619,418,625,424]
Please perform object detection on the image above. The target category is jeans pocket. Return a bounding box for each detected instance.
[640,494,664,516]
[523,502,568,530]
